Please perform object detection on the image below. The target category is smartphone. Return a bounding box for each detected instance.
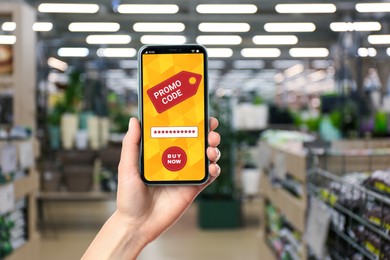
[138,44,209,185]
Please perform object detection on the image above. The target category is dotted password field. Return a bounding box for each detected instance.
[151,127,198,138]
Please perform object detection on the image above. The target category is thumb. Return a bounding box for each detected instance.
[118,117,141,177]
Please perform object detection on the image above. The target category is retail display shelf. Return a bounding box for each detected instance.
[38,191,116,201]
[261,175,306,233]
[308,166,390,259]
[0,75,13,88]
[14,174,39,200]
[259,233,278,260]
[4,236,39,260]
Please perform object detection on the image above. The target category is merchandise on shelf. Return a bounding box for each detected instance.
[265,201,304,260]
[0,199,27,258]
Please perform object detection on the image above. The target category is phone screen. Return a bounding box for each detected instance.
[139,45,208,184]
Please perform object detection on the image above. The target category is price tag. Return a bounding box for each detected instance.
[0,184,15,214]
[305,197,331,259]
[147,71,202,114]
[18,141,34,169]
[1,144,17,174]
[274,152,287,179]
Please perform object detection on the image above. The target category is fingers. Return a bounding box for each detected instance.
[209,117,219,132]
[208,131,220,147]
[209,163,221,178]
[118,117,141,176]
[207,147,221,163]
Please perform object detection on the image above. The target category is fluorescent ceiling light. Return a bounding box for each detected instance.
[264,23,316,32]
[198,23,250,32]
[330,22,381,32]
[358,47,377,57]
[289,48,329,58]
[69,23,120,32]
[196,35,242,45]
[253,35,298,45]
[117,4,179,14]
[133,23,185,32]
[33,22,53,32]
[241,48,281,58]
[86,35,131,44]
[275,4,336,13]
[196,4,257,14]
[38,3,99,13]
[207,48,233,58]
[57,48,89,57]
[2,22,16,31]
[47,57,68,71]
[368,35,390,44]
[356,3,390,13]
[0,35,16,44]
[140,35,186,44]
[97,48,137,58]
[233,60,265,69]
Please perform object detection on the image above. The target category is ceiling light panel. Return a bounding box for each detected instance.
[140,35,186,44]
[38,3,99,13]
[97,48,137,58]
[86,35,131,44]
[233,60,265,69]
[0,35,16,44]
[133,23,185,32]
[253,35,298,45]
[196,4,257,14]
[330,22,381,32]
[207,48,233,58]
[358,47,377,57]
[117,4,179,14]
[33,22,53,32]
[368,35,390,44]
[196,35,242,45]
[275,4,336,13]
[198,23,250,32]
[264,23,316,32]
[241,48,281,58]
[289,48,329,58]
[356,3,390,13]
[2,22,16,32]
[69,23,120,32]
[57,48,89,57]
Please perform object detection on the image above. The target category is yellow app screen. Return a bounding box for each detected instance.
[140,48,208,184]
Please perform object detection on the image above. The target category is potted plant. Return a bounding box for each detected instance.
[197,95,241,229]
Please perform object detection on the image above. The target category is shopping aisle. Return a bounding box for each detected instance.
[39,200,261,260]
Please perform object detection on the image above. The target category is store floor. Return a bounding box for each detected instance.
[38,199,261,260]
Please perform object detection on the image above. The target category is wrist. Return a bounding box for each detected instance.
[82,211,149,260]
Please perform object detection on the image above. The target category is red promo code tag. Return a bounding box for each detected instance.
[147,71,202,113]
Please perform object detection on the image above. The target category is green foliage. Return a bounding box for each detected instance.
[201,96,236,200]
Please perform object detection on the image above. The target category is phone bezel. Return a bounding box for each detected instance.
[138,44,209,185]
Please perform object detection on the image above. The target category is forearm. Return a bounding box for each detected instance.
[81,211,148,260]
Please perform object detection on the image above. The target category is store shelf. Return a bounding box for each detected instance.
[14,174,39,200]
[0,75,13,88]
[261,175,306,233]
[308,166,390,259]
[4,236,39,260]
[259,233,277,260]
[38,191,116,201]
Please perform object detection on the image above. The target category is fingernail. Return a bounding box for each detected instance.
[216,164,221,176]
[128,117,133,130]
[215,147,221,161]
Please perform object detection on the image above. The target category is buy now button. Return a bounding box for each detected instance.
[147,71,202,114]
